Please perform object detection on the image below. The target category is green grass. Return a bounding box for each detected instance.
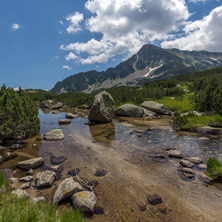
[155,95,194,113]
[0,175,84,222]
[0,193,84,222]
[180,115,222,129]
[207,157,222,180]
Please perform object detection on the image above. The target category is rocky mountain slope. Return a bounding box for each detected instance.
[51,44,222,94]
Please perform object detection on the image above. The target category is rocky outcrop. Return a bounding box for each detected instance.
[53,177,85,204]
[71,191,97,214]
[141,101,172,115]
[43,129,64,141]
[115,104,144,117]
[35,170,56,188]
[88,91,114,123]
[17,157,44,170]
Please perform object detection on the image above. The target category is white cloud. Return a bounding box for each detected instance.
[61,0,190,64]
[53,56,59,59]
[65,52,78,61]
[62,65,72,70]
[66,12,84,34]
[161,6,222,52]
[11,23,20,31]
[59,20,63,25]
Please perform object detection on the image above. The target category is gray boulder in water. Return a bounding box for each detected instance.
[88,91,114,123]
[141,101,172,115]
[115,104,144,117]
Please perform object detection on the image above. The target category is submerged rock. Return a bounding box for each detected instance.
[141,101,172,115]
[53,177,85,204]
[71,191,97,214]
[179,160,195,168]
[43,129,64,141]
[17,157,44,170]
[147,194,163,205]
[88,91,114,123]
[50,155,67,165]
[35,170,56,188]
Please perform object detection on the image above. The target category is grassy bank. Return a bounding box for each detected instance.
[0,173,84,222]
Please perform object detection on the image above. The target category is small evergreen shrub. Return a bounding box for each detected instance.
[207,157,222,180]
[0,85,40,141]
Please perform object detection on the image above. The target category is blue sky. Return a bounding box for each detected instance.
[0,0,221,90]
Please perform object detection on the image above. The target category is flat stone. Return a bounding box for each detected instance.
[12,189,29,199]
[21,182,31,189]
[17,157,44,170]
[115,104,145,117]
[53,177,85,204]
[44,129,64,141]
[50,156,67,165]
[35,170,56,188]
[147,194,163,205]
[168,150,183,158]
[197,164,207,170]
[19,176,33,182]
[178,167,195,175]
[185,157,203,164]
[59,119,71,124]
[141,101,172,115]
[71,191,97,214]
[179,160,195,168]
[95,169,107,177]
[66,113,76,119]
[32,196,46,203]
[199,173,214,185]
[10,144,23,150]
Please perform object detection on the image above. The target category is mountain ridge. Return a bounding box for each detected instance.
[51,44,222,94]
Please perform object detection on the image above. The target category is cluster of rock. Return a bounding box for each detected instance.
[11,157,98,215]
[165,148,213,185]
[88,91,173,123]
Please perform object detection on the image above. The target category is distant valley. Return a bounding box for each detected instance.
[51,44,222,94]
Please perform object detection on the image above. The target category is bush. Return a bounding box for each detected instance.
[207,157,222,180]
[0,172,4,188]
[0,85,40,141]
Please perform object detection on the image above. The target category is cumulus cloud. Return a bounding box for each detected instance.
[161,6,222,52]
[66,12,84,34]
[11,23,20,31]
[65,52,78,61]
[62,65,72,70]
[61,0,190,64]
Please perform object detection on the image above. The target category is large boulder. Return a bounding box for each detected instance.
[88,91,114,123]
[35,170,56,188]
[115,104,144,117]
[43,129,64,141]
[17,157,44,170]
[141,101,172,115]
[71,191,97,214]
[53,177,85,204]
[51,102,63,109]
[40,100,54,108]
